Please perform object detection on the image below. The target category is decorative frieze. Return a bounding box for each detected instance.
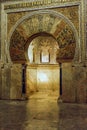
[4,0,81,10]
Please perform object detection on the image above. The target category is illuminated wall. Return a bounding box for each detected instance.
[26,64,60,98]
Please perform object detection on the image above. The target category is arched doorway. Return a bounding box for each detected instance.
[9,10,77,100]
[25,33,60,99]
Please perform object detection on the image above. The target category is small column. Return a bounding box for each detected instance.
[10,64,22,100]
[57,63,62,103]
[34,49,40,64]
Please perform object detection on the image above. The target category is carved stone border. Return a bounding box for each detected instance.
[79,0,86,63]
[3,0,81,13]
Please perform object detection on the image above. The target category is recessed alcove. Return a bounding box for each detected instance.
[27,35,59,64]
[26,35,60,99]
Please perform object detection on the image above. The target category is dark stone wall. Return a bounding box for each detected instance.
[0,3,1,59]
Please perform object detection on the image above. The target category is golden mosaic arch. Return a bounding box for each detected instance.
[8,10,79,62]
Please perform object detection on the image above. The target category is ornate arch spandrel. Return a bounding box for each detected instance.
[8,10,79,63]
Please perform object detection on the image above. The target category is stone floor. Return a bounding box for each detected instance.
[0,92,87,130]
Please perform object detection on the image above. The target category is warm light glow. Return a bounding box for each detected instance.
[28,43,34,63]
[41,51,49,63]
[38,72,48,82]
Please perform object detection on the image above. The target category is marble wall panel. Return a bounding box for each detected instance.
[26,66,37,97]
[10,64,22,99]
[72,66,87,103]
[62,63,76,103]
[62,63,87,103]
[52,68,60,98]
[1,65,11,99]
